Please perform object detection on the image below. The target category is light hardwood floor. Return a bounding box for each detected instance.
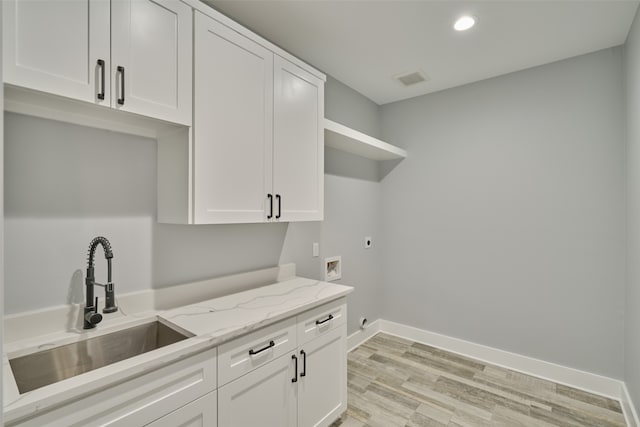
[332,333,626,427]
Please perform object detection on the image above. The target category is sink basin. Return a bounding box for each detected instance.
[9,320,192,394]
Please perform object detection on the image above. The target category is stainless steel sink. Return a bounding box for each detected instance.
[9,320,192,394]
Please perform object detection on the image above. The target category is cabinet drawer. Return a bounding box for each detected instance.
[10,348,217,427]
[218,317,297,386]
[146,390,217,427]
[297,298,346,346]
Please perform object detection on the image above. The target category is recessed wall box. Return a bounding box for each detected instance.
[325,256,342,282]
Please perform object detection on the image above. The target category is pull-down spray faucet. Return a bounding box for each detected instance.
[84,236,118,329]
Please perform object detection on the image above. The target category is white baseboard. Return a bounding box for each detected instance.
[347,318,638,421]
[622,382,640,427]
[379,320,622,399]
[347,319,381,352]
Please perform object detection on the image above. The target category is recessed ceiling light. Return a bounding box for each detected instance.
[454,15,476,31]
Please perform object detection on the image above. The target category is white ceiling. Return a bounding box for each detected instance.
[207,1,639,105]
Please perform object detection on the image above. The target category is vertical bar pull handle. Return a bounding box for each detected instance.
[117,66,125,105]
[267,194,273,219]
[276,194,281,219]
[300,350,306,377]
[292,355,298,383]
[97,59,105,100]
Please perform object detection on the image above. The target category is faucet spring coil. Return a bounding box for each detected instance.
[87,236,113,268]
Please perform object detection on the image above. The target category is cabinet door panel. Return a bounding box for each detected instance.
[298,325,347,427]
[273,55,324,222]
[111,0,192,125]
[146,391,217,427]
[3,0,110,105]
[193,12,273,224]
[218,352,297,427]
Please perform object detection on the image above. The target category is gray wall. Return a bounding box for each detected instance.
[4,76,384,335]
[380,48,626,379]
[4,113,288,313]
[279,75,384,334]
[625,6,640,413]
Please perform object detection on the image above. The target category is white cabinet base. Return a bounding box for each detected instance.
[298,325,347,427]
[218,352,297,427]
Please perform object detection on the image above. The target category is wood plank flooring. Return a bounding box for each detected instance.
[331,333,626,427]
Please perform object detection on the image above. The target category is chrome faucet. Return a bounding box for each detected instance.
[84,236,118,329]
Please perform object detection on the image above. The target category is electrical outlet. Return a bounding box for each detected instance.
[364,236,372,249]
[312,242,319,257]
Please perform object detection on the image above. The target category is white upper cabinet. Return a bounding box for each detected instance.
[111,0,192,125]
[193,11,273,224]
[3,0,192,126]
[3,0,110,105]
[158,9,325,225]
[273,56,324,222]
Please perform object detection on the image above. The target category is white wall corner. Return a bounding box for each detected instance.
[377,319,625,402]
[622,382,640,427]
[347,319,381,352]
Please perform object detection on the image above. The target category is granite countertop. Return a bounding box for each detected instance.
[2,276,353,424]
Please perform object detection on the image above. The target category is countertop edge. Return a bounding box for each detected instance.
[3,279,353,424]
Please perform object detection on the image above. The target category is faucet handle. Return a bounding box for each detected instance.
[84,297,103,327]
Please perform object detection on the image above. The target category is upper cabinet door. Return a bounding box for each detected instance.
[3,0,111,105]
[192,12,274,224]
[273,55,324,222]
[111,0,192,125]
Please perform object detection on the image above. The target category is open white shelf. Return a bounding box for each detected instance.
[324,118,407,161]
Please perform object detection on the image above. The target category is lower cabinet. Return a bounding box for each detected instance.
[298,326,347,427]
[8,348,217,427]
[218,352,297,427]
[218,303,347,427]
[8,299,347,427]
[146,391,217,427]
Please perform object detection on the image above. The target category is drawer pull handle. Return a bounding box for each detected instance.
[300,350,306,377]
[315,314,334,325]
[292,355,298,383]
[249,340,275,356]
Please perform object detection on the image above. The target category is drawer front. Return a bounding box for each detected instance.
[297,298,347,346]
[10,348,217,427]
[218,317,297,386]
[146,390,217,427]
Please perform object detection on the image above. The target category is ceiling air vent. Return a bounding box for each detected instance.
[394,70,429,87]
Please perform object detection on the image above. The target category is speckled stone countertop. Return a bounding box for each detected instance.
[3,275,352,424]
